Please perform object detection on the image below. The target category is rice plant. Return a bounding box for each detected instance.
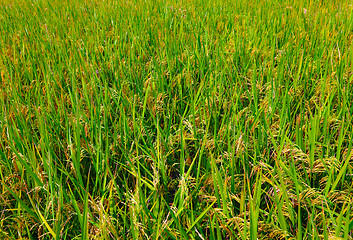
[1,0,353,239]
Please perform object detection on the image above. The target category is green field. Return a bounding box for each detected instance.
[1,0,353,239]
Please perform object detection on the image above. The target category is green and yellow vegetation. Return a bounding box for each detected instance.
[1,0,353,239]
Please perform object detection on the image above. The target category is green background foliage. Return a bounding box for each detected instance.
[1,0,353,239]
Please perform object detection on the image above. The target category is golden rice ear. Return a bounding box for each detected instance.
[328,236,345,240]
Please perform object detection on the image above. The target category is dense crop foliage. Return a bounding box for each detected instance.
[1,0,353,239]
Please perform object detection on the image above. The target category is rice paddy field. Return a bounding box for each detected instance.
[1,0,353,239]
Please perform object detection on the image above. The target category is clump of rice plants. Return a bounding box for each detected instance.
[1,0,353,239]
